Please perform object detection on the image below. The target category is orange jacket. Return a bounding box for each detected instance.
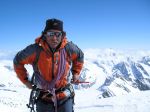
[13,36,84,99]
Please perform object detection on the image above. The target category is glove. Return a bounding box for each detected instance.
[40,92,53,103]
[25,81,33,89]
[71,74,80,84]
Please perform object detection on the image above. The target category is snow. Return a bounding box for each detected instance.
[1,86,150,112]
[75,89,150,112]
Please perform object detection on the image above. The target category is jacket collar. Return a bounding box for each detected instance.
[35,36,68,54]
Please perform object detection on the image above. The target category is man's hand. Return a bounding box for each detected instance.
[25,81,33,89]
[71,74,80,83]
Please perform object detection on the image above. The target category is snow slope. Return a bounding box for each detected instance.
[75,89,150,112]
[1,82,150,112]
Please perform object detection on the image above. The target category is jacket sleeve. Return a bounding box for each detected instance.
[13,44,37,84]
[66,42,84,77]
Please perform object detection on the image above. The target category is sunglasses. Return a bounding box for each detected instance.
[46,31,62,38]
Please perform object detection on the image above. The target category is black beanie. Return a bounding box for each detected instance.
[43,18,63,32]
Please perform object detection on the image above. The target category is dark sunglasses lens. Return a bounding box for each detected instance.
[55,32,62,37]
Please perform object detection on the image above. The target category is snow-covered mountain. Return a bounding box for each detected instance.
[0,49,150,111]
[78,49,150,98]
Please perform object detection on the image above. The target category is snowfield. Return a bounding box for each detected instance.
[0,86,150,112]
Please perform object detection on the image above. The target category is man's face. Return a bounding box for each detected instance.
[45,30,63,49]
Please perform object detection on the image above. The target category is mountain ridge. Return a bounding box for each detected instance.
[80,49,150,98]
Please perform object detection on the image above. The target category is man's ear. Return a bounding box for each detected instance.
[42,34,46,41]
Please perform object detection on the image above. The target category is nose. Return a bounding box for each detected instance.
[51,35,57,40]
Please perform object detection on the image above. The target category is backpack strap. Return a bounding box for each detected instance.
[31,44,42,84]
[33,44,42,69]
[64,41,73,65]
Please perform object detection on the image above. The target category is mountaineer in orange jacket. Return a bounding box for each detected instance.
[13,18,84,112]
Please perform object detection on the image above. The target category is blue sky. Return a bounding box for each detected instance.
[0,0,150,51]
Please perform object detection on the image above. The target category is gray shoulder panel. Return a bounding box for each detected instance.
[65,41,84,62]
[13,43,40,65]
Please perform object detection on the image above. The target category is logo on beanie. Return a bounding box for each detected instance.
[53,22,58,26]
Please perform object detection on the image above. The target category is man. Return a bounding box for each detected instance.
[13,18,84,112]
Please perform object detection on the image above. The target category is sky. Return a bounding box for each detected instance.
[0,0,150,51]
